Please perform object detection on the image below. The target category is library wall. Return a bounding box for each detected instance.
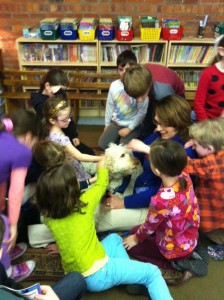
[0,0,223,69]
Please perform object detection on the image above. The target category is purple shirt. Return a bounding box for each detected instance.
[0,132,32,183]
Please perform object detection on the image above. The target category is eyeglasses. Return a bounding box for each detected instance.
[153,119,168,128]
[57,113,72,123]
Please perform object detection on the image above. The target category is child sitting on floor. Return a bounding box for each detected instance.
[42,96,102,182]
[35,158,173,300]
[185,118,224,260]
[123,139,207,284]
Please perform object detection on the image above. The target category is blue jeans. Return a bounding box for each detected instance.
[85,234,173,300]
[53,272,87,300]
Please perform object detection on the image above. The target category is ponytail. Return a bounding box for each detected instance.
[179,176,187,192]
[0,118,14,133]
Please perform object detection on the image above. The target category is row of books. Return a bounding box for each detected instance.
[176,70,202,88]
[22,43,97,63]
[101,43,164,63]
[169,45,216,64]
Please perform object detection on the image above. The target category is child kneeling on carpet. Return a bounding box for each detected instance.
[124,139,208,284]
[0,215,87,300]
[185,118,224,260]
[36,158,173,300]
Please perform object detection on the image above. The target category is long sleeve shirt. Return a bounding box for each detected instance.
[124,132,197,209]
[45,167,109,275]
[194,64,224,120]
[135,172,200,259]
[186,150,224,232]
[105,79,148,131]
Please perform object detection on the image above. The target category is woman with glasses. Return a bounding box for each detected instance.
[97,95,197,232]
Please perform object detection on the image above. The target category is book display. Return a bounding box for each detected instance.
[166,37,215,105]
[16,36,215,119]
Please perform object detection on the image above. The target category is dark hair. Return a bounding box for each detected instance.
[117,50,137,67]
[34,140,68,168]
[0,109,40,138]
[123,64,152,98]
[42,96,69,137]
[155,95,192,142]
[40,68,69,92]
[150,139,188,191]
[36,163,87,219]
[0,217,5,246]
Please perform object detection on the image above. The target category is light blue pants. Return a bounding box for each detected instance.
[85,234,173,300]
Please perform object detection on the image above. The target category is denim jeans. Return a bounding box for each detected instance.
[85,233,173,300]
[53,272,87,300]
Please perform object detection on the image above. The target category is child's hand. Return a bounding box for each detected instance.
[35,285,59,300]
[101,193,125,210]
[220,109,224,117]
[4,223,17,251]
[118,127,131,138]
[46,243,59,255]
[184,139,193,149]
[73,138,80,147]
[127,139,150,154]
[123,234,138,250]
[96,155,105,169]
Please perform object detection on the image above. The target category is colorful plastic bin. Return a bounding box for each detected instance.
[140,27,161,41]
[78,28,96,41]
[60,19,78,40]
[97,28,115,40]
[162,28,183,40]
[40,18,59,40]
[116,29,134,41]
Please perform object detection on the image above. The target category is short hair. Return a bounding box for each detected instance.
[34,140,68,168]
[155,95,192,142]
[189,118,224,152]
[116,50,137,67]
[40,68,69,92]
[36,163,86,219]
[123,64,152,98]
[0,216,5,246]
[150,139,187,191]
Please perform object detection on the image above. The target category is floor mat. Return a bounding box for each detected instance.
[15,247,64,282]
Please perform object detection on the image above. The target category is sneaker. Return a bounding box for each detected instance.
[207,244,224,261]
[10,243,27,261]
[166,271,194,286]
[173,254,208,276]
[126,284,149,297]
[10,260,35,283]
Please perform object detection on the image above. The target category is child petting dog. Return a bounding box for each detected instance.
[36,157,173,300]
[42,96,102,182]
[98,50,150,150]
[123,139,207,285]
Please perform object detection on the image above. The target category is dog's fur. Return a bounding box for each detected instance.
[105,143,143,193]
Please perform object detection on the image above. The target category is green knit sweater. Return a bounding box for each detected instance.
[45,167,109,274]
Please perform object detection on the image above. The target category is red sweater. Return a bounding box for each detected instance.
[194,64,224,120]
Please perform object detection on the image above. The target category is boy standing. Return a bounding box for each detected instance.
[98,51,150,150]
[185,118,224,259]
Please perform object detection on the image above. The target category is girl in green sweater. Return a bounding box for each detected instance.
[36,158,173,300]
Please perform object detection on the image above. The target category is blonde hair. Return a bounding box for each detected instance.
[189,118,224,151]
[123,64,152,98]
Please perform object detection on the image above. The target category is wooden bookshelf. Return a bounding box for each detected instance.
[16,37,215,118]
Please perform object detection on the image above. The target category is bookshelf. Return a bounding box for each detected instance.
[166,38,215,105]
[16,37,215,118]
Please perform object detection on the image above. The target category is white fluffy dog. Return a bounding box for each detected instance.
[104,143,143,193]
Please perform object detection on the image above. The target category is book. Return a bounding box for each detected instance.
[0,283,41,299]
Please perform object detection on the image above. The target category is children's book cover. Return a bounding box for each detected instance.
[0,282,41,299]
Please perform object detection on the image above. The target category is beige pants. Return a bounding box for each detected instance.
[96,207,148,232]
